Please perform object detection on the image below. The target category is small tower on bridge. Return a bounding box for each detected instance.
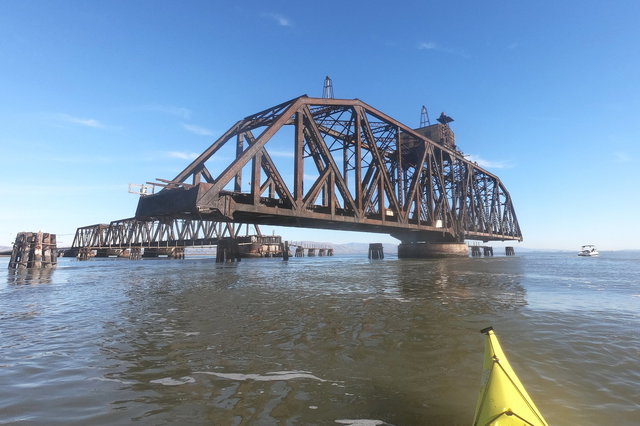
[322,76,334,99]
[420,105,431,127]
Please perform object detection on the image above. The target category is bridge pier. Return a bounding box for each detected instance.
[129,248,142,260]
[216,239,241,263]
[9,232,57,269]
[368,243,384,259]
[398,242,468,258]
[77,247,93,261]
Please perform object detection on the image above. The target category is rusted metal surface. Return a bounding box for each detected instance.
[135,96,522,244]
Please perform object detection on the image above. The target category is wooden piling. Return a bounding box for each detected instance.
[505,246,515,256]
[8,232,57,269]
[77,247,92,260]
[129,247,142,260]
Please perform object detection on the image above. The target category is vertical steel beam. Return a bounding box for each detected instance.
[235,133,244,192]
[294,112,304,202]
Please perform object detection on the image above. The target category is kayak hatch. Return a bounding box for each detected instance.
[472,327,548,426]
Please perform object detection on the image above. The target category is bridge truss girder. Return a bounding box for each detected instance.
[135,96,522,243]
[71,217,261,249]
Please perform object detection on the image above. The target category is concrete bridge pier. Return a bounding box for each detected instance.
[397,242,468,258]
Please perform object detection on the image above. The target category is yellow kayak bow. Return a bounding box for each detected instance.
[472,327,548,426]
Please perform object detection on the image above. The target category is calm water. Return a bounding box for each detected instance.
[0,251,638,425]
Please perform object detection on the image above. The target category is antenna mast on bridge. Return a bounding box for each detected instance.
[420,105,431,127]
[322,76,334,99]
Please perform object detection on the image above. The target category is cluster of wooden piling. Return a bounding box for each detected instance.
[77,247,93,260]
[129,248,142,260]
[471,246,494,257]
[8,232,57,269]
[470,245,515,257]
[216,239,242,263]
[289,242,334,258]
[368,243,384,259]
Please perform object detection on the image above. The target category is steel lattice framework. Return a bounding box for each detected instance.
[71,217,261,249]
[135,96,522,243]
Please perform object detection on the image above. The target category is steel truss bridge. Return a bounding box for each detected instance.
[71,217,261,250]
[134,95,521,244]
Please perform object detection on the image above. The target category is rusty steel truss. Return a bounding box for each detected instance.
[71,217,262,249]
[135,95,522,243]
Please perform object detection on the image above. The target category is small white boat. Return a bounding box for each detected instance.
[578,245,599,256]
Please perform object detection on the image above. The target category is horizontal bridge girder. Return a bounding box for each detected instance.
[135,96,522,243]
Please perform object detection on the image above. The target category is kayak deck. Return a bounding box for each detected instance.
[472,327,548,426]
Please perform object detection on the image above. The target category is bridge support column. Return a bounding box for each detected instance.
[368,243,384,259]
[9,232,57,269]
[398,242,468,258]
[129,248,142,260]
[77,247,93,261]
[216,239,241,263]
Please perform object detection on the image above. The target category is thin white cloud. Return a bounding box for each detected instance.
[52,113,105,128]
[135,104,192,120]
[417,41,469,58]
[418,41,438,50]
[464,154,512,169]
[167,151,199,160]
[613,151,632,163]
[182,123,214,136]
[262,12,292,27]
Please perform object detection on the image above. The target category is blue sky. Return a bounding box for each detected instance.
[1,0,639,250]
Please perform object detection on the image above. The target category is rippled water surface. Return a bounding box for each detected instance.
[1,251,638,425]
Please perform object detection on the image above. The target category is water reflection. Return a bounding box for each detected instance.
[2,254,639,424]
[91,256,530,424]
[7,266,55,285]
[395,257,527,313]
